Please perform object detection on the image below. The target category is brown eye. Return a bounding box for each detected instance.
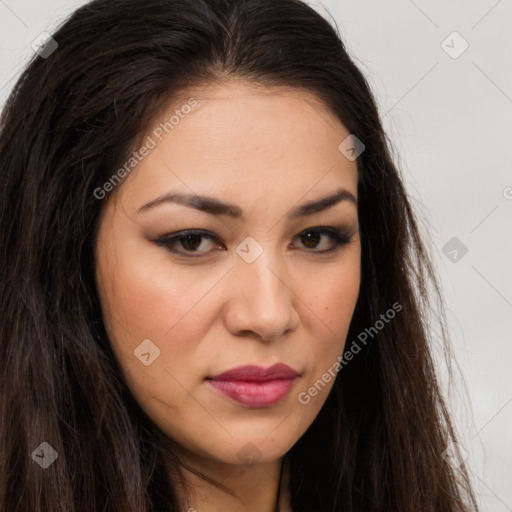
[300,231,322,249]
[293,227,352,253]
[180,234,205,251]
[154,230,224,257]
[154,226,353,258]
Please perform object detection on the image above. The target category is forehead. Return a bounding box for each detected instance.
[169,80,349,149]
[111,80,358,212]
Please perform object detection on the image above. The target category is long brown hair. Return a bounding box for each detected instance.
[0,0,479,510]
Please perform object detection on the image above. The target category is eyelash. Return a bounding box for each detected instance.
[153,226,354,258]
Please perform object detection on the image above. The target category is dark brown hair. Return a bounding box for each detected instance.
[0,0,479,510]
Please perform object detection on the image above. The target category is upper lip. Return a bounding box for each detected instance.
[208,363,299,382]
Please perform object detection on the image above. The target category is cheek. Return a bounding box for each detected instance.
[96,241,228,401]
[299,260,360,377]
[98,242,216,351]
[96,259,208,424]
[302,256,361,333]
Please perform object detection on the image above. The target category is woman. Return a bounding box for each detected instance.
[0,0,479,510]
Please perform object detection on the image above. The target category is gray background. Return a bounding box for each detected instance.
[1,0,511,510]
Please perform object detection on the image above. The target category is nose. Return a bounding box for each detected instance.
[223,248,300,342]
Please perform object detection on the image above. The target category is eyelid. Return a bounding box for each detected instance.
[153,225,356,257]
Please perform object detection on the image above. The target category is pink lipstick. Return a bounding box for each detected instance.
[206,363,299,408]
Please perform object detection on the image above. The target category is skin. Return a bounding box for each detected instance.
[95,79,361,512]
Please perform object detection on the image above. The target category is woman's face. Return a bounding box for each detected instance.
[95,80,361,466]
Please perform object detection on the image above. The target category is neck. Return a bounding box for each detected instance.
[166,447,291,512]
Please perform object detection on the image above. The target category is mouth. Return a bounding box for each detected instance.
[206,363,300,408]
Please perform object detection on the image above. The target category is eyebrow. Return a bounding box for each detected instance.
[137,187,357,219]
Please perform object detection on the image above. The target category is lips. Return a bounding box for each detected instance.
[209,363,299,381]
[206,363,299,407]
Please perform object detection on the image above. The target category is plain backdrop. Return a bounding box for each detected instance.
[1,1,511,510]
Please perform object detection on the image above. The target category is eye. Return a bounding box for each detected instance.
[153,226,355,257]
[154,230,223,257]
[292,227,353,253]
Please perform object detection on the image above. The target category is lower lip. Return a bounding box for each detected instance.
[206,378,297,408]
